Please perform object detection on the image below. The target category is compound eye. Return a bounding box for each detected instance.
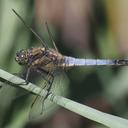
[16,52,20,57]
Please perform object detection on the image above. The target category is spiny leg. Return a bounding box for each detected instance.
[24,67,31,84]
[30,71,54,107]
[30,57,53,109]
[36,69,52,89]
[30,69,52,108]
[30,70,54,116]
[40,71,54,114]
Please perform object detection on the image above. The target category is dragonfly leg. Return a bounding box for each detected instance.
[30,71,49,108]
[30,70,48,112]
[36,69,51,89]
[40,73,54,114]
[47,73,54,92]
[28,60,54,116]
[30,72,54,115]
[24,67,31,85]
[31,95,39,108]
[10,69,31,86]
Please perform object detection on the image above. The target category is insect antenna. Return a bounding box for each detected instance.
[12,9,48,48]
[45,22,58,51]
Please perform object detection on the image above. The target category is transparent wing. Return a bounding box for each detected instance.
[29,70,54,120]
[0,80,16,126]
[0,71,31,99]
[28,71,70,121]
[0,76,31,127]
[0,70,69,121]
[12,9,48,48]
[45,22,58,51]
[0,74,31,103]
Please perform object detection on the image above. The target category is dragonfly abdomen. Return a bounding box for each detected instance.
[64,56,128,67]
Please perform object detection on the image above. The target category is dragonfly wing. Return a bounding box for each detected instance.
[50,71,70,96]
[28,70,70,120]
[0,72,33,103]
[29,71,54,120]
[0,76,32,126]
[12,9,48,48]
[0,81,16,126]
[45,22,58,51]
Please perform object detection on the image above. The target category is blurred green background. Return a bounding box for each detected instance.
[0,0,128,128]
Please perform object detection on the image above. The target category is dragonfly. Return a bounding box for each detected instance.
[7,9,128,119]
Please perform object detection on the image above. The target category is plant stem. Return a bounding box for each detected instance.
[0,69,128,128]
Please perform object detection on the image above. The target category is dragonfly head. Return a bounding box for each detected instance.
[15,49,29,65]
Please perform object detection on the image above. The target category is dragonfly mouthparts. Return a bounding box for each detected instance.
[15,49,29,65]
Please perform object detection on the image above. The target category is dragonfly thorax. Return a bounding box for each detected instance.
[15,49,29,65]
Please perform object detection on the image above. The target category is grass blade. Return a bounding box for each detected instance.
[0,69,128,128]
